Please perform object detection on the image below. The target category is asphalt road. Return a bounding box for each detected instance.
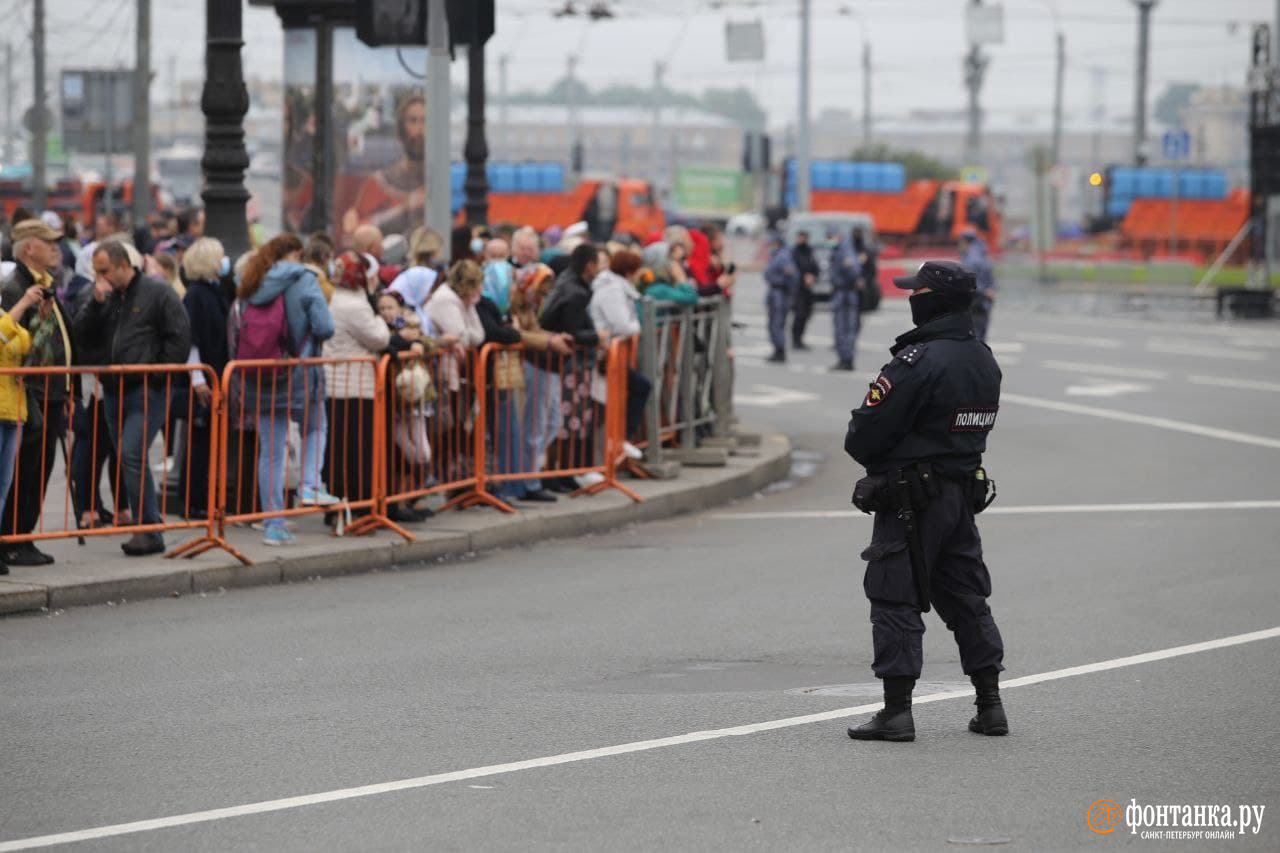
[2,270,1279,852]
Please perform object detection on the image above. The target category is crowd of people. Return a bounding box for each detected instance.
[0,205,738,567]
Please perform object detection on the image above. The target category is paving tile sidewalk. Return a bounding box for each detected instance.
[0,431,790,617]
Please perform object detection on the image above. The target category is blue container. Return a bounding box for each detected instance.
[1204,171,1228,199]
[450,162,466,193]
[493,163,518,193]
[1135,170,1159,197]
[835,161,857,190]
[1107,197,1132,219]
[1153,169,1174,198]
[1179,171,1202,199]
[514,163,539,192]
[539,163,565,193]
[1110,167,1136,197]
[851,162,873,191]
[882,163,906,193]
[812,160,837,190]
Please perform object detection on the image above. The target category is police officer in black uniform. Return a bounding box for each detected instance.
[843,260,1007,743]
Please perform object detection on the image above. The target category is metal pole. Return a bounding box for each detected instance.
[200,0,250,259]
[1132,0,1157,165]
[132,0,152,227]
[497,53,509,160]
[1050,30,1064,230]
[464,44,489,227]
[639,299,662,467]
[567,55,582,176]
[104,92,114,217]
[651,61,664,194]
[425,0,452,240]
[306,17,333,234]
[796,0,812,213]
[861,41,872,147]
[32,0,47,211]
[103,79,113,213]
[3,43,12,164]
[963,0,986,168]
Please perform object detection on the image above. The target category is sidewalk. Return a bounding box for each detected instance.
[0,429,791,617]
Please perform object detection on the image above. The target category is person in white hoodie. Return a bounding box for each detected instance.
[587,249,652,451]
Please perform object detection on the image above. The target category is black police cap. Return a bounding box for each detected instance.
[892,260,977,294]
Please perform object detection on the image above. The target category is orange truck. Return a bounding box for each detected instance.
[809,179,1002,255]
[0,176,155,227]
[462,176,665,241]
[783,159,1001,254]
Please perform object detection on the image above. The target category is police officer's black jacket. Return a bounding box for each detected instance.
[845,310,1000,478]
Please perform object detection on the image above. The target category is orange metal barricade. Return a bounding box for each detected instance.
[440,339,643,513]
[215,356,411,551]
[0,364,233,560]
[380,347,482,519]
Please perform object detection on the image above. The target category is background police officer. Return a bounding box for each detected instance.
[959,228,996,343]
[843,260,1007,742]
[790,230,820,352]
[763,232,799,363]
[828,230,862,372]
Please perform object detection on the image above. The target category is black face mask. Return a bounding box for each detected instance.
[909,291,968,326]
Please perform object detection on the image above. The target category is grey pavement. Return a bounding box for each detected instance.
[1,269,1278,851]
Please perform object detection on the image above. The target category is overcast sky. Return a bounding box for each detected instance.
[7,0,1272,133]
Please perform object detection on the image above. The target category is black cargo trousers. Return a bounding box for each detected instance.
[860,478,1005,679]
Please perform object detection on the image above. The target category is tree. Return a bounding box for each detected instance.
[1154,82,1199,127]
[851,143,956,181]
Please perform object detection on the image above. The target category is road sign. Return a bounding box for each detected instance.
[1162,130,1190,162]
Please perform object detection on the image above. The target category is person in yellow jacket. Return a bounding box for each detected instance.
[0,283,44,575]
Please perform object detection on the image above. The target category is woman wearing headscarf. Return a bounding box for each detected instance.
[639,242,699,305]
[322,251,392,522]
[476,243,573,503]
[426,260,486,486]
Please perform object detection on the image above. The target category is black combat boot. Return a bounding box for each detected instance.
[968,668,1009,736]
[848,676,916,742]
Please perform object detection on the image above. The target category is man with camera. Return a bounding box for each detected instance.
[0,219,77,567]
[843,260,1007,743]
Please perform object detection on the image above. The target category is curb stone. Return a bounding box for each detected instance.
[0,430,791,617]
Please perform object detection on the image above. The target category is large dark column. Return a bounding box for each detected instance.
[201,0,251,258]
[463,43,489,227]
[304,17,334,236]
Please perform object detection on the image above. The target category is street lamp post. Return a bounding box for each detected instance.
[201,0,251,258]
[464,43,490,227]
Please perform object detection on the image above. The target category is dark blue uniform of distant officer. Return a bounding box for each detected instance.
[960,229,996,343]
[763,234,799,363]
[789,231,820,351]
[844,260,1007,743]
[828,232,862,372]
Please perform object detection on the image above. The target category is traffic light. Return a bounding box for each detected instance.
[356,0,494,49]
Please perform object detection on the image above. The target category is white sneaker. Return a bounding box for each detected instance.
[575,472,606,488]
[622,441,643,461]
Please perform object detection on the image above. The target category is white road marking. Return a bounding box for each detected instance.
[1016,331,1123,349]
[709,500,1280,521]
[1229,337,1280,350]
[987,342,1025,354]
[4,627,1278,852]
[1064,381,1151,398]
[1146,339,1267,362]
[1001,392,1280,450]
[1042,360,1170,381]
[1187,374,1280,394]
[733,384,821,408]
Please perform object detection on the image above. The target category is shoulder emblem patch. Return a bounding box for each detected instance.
[865,374,893,407]
[950,406,999,432]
